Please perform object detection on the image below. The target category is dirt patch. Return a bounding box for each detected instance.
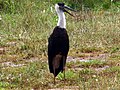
[1,53,110,71]
[67,53,109,62]
[1,61,25,68]
[0,57,40,68]
[67,53,110,72]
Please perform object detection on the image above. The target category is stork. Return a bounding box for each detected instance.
[48,2,75,84]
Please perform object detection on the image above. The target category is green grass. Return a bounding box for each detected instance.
[0,1,120,89]
[1,60,120,89]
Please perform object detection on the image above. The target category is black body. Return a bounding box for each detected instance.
[48,26,69,77]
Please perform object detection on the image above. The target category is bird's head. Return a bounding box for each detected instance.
[55,2,76,16]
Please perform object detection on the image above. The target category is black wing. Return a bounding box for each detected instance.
[48,26,69,76]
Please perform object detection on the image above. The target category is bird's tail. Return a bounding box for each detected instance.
[53,54,63,77]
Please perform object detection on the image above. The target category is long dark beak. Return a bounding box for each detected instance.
[64,5,76,12]
[60,5,76,17]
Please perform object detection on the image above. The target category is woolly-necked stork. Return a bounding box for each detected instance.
[48,2,75,84]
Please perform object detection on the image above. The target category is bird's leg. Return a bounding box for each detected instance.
[53,67,56,85]
[63,56,66,83]
[63,67,65,83]
[54,75,55,85]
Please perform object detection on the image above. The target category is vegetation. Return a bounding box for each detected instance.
[0,0,120,89]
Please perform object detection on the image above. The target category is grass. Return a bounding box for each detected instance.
[0,1,120,90]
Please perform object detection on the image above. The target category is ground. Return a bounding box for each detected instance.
[0,1,120,89]
[0,44,120,89]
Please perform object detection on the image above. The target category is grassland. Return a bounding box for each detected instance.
[0,1,120,90]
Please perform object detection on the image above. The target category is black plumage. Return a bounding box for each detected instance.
[48,26,69,77]
[47,2,75,84]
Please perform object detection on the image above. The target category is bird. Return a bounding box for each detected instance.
[48,2,75,84]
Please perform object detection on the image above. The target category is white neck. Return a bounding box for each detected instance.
[57,12,66,28]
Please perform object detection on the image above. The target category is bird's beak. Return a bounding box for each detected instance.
[60,5,76,17]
